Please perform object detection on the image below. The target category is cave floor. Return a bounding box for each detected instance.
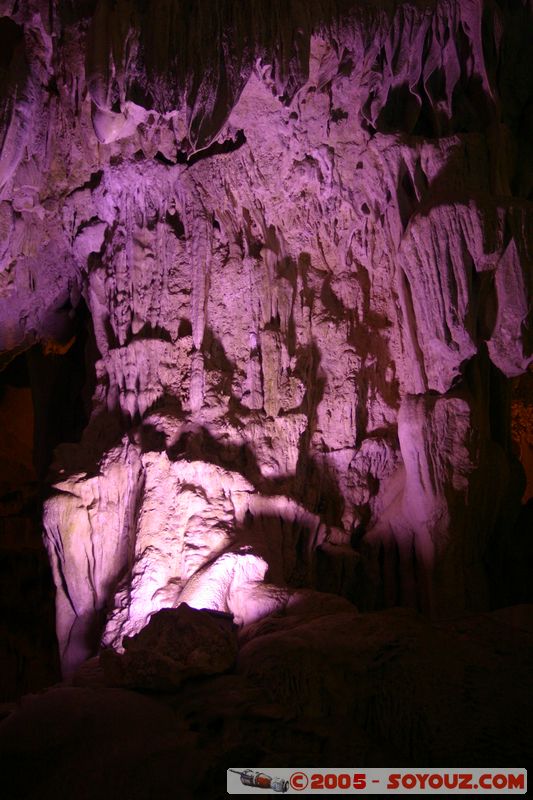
[0,602,531,800]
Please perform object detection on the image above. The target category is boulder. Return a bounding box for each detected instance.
[101,604,238,691]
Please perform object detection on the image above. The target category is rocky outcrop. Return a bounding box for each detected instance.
[0,602,532,799]
[101,604,238,690]
[0,1,531,674]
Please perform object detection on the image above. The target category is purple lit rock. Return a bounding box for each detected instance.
[0,1,530,677]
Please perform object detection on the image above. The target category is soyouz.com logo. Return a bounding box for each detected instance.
[227,767,527,794]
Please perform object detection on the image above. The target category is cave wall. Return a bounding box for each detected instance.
[0,0,531,675]
[0,354,59,699]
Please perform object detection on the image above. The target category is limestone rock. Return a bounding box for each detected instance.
[237,603,533,765]
[101,603,238,690]
[0,604,531,799]
[0,0,530,677]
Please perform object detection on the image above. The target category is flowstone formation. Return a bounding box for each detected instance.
[0,0,531,676]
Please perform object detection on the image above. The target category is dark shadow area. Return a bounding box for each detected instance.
[442,352,530,612]
[369,24,497,138]
[128,321,173,344]
[0,353,60,701]
[491,366,533,606]
[0,17,23,70]
[0,296,99,700]
[375,82,422,135]
[28,298,97,479]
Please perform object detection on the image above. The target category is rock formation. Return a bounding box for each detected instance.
[0,0,531,684]
[1,602,532,797]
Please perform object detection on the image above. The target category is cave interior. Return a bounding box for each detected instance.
[0,1,532,797]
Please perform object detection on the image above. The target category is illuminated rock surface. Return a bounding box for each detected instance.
[0,0,526,671]
[0,0,532,784]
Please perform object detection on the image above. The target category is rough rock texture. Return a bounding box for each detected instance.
[512,365,533,501]
[0,602,532,799]
[0,0,531,675]
[101,604,238,690]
